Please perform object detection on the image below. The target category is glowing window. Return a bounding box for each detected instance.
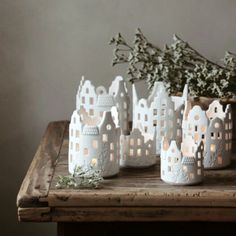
[110,142,114,150]
[137,148,142,156]
[130,138,134,146]
[137,138,141,145]
[102,134,108,142]
[92,140,98,149]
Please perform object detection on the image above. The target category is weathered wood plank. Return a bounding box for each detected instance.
[17,121,68,208]
[49,147,236,207]
[18,206,236,222]
[18,207,51,222]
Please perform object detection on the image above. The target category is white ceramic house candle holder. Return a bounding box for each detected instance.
[76,76,130,135]
[68,107,120,178]
[182,100,233,169]
[120,124,157,168]
[132,82,187,155]
[160,136,204,185]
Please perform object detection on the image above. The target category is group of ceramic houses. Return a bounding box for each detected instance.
[68,76,233,185]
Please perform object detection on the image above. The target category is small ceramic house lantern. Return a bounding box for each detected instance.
[68,108,120,178]
[132,82,187,155]
[76,76,130,135]
[182,100,233,169]
[204,101,233,169]
[161,136,204,185]
[120,124,156,168]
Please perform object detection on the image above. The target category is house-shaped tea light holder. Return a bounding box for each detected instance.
[182,100,233,169]
[132,82,188,155]
[161,136,204,185]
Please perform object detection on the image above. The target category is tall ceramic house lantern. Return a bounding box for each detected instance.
[160,136,204,185]
[109,76,130,134]
[132,82,187,155]
[204,101,233,169]
[120,124,156,168]
[68,108,120,177]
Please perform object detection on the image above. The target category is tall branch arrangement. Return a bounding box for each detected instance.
[109,28,236,98]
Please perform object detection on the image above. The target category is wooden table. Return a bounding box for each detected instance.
[17,121,236,236]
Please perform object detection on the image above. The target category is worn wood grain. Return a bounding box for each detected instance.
[48,134,236,207]
[18,206,236,222]
[17,121,68,208]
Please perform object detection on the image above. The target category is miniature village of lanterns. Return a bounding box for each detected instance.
[68,76,233,185]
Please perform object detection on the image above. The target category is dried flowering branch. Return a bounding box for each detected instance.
[109,28,236,98]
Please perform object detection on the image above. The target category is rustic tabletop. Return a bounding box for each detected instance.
[17,121,236,223]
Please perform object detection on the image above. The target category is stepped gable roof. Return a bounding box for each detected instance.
[182,156,195,166]
[96,94,115,108]
[82,125,99,136]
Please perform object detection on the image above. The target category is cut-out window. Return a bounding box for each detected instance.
[86,88,89,94]
[106,124,112,130]
[198,152,201,159]
[83,148,89,156]
[177,129,181,137]
[161,109,165,116]
[171,148,175,153]
[89,109,94,116]
[190,173,194,179]
[183,166,187,172]
[123,102,127,109]
[130,138,134,146]
[89,97,94,105]
[225,143,229,151]
[71,129,73,136]
[91,158,97,166]
[153,120,157,126]
[70,142,73,150]
[201,126,206,132]
[110,143,114,150]
[82,96,85,103]
[92,140,98,149]
[177,118,181,124]
[137,148,142,156]
[202,134,205,139]
[76,130,80,137]
[146,150,149,156]
[198,160,201,167]
[218,156,223,165]
[168,156,171,162]
[102,134,108,142]
[76,143,80,151]
[214,107,217,113]
[225,123,228,130]
[110,153,114,161]
[218,132,222,139]
[130,149,134,156]
[215,122,220,129]
[210,144,216,153]
[144,126,148,133]
[195,126,198,132]
[168,166,171,172]
[211,132,215,139]
[73,117,76,124]
[137,138,141,146]
[197,169,201,175]
[145,114,148,121]
[70,154,72,163]
[225,133,228,140]
[153,109,157,116]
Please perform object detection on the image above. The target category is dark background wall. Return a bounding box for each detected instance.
[0,0,236,235]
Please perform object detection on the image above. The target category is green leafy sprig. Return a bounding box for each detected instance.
[56,165,103,189]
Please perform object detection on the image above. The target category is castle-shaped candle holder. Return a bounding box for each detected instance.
[120,124,156,168]
[161,136,204,185]
[182,100,233,169]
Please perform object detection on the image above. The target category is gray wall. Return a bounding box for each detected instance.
[1,0,236,235]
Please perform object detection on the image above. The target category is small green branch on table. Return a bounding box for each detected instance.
[56,165,104,189]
